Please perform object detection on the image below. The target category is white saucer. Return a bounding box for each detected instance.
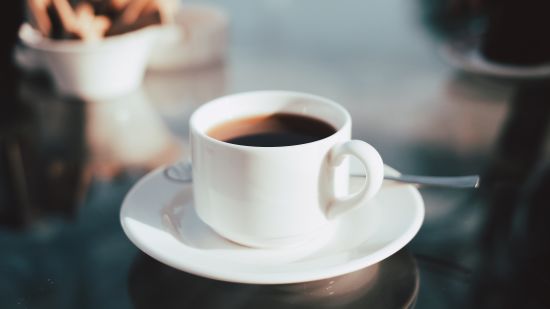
[120,165,424,284]
[441,36,550,79]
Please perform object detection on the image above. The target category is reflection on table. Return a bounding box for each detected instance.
[128,250,418,309]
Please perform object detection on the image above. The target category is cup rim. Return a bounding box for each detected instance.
[190,90,352,151]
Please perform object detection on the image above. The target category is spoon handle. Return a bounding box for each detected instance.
[379,174,480,188]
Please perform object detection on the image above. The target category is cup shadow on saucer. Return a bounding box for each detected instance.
[127,249,419,309]
[160,184,243,250]
[157,182,344,264]
[159,182,342,253]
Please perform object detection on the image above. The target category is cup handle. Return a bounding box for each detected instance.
[326,140,384,219]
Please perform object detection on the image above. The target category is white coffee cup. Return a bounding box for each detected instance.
[190,91,384,248]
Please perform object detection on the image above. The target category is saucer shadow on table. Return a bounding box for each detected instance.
[127,249,419,309]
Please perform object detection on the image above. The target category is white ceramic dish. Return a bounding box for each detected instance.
[17,4,228,99]
[441,37,550,79]
[120,165,424,284]
[18,23,159,100]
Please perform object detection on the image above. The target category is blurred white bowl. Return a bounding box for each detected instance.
[19,23,159,100]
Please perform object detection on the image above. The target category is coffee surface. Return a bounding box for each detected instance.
[208,113,336,147]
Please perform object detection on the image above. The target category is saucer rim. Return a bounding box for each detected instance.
[120,165,424,284]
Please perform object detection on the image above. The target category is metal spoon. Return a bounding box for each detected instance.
[361,174,479,189]
[165,161,480,189]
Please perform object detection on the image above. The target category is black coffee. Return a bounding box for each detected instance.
[208,113,337,147]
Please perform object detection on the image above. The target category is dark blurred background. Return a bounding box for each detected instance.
[1,0,550,308]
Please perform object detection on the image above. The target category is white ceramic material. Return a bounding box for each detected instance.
[18,23,159,100]
[148,4,228,70]
[189,91,384,248]
[441,37,550,78]
[119,165,424,284]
